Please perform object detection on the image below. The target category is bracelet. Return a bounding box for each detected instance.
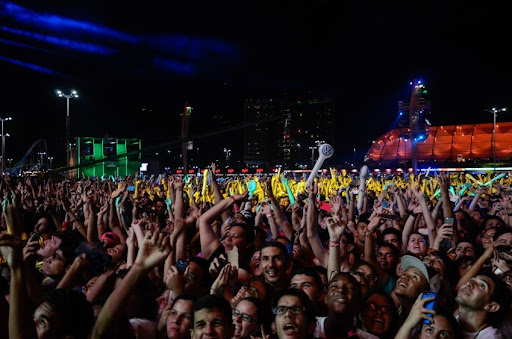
[230,196,236,202]
[266,213,274,218]
[328,240,340,247]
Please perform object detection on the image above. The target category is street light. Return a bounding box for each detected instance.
[56,89,78,166]
[48,156,54,169]
[484,107,507,173]
[0,117,12,175]
[38,152,46,170]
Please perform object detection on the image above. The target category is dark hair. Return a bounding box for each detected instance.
[227,222,256,248]
[377,241,401,260]
[381,227,402,240]
[493,228,512,242]
[58,229,87,266]
[260,240,290,264]
[411,304,462,339]
[360,288,398,337]
[328,272,362,305]
[42,288,94,339]
[239,296,265,325]
[192,294,232,326]
[172,294,197,307]
[477,269,511,323]
[272,288,316,325]
[291,267,324,291]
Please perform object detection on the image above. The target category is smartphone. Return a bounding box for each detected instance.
[421,291,437,325]
[30,233,41,249]
[444,218,454,239]
[382,201,390,208]
[176,258,189,274]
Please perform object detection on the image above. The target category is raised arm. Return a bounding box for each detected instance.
[306,182,328,267]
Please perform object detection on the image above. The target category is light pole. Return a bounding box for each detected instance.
[0,117,12,175]
[48,156,54,169]
[484,107,507,173]
[38,152,46,170]
[56,89,78,167]
[309,146,317,168]
[223,148,231,167]
[7,158,12,167]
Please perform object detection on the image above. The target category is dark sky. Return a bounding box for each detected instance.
[0,1,511,168]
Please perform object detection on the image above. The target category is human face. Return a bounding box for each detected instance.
[457,259,473,279]
[485,218,500,229]
[407,234,427,256]
[274,295,312,339]
[260,246,289,287]
[355,222,368,243]
[34,301,62,339]
[166,299,193,339]
[82,276,98,299]
[455,242,475,260]
[155,201,166,215]
[34,217,51,234]
[106,244,126,264]
[481,228,497,249]
[419,315,455,339]
[290,274,321,305]
[383,233,402,250]
[326,274,359,314]
[362,294,393,336]
[185,261,205,291]
[376,246,398,271]
[496,232,512,246]
[42,249,67,278]
[249,251,261,277]
[221,226,247,252]
[394,267,427,301]
[232,300,259,339]
[456,275,495,310]
[423,253,446,275]
[356,264,377,289]
[191,307,232,339]
[37,235,62,258]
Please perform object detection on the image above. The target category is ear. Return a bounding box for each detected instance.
[484,301,500,313]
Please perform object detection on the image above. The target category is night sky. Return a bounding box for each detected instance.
[0,1,511,169]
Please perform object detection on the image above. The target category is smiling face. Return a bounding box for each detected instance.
[260,246,289,288]
[325,274,360,315]
[362,293,394,336]
[394,267,428,301]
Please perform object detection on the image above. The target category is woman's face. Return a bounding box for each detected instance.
[419,315,455,338]
[362,293,393,336]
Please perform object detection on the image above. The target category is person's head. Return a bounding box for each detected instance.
[412,305,462,339]
[454,241,476,260]
[353,261,378,290]
[325,272,361,316]
[167,295,196,339]
[360,289,396,338]
[106,243,128,265]
[483,215,505,230]
[34,288,94,339]
[259,241,291,289]
[422,249,457,287]
[395,255,429,302]
[221,223,255,255]
[455,269,511,323]
[154,197,167,216]
[454,256,474,279]
[493,228,512,246]
[376,242,400,273]
[37,229,84,258]
[272,288,316,339]
[191,294,233,339]
[479,226,498,249]
[185,257,211,295]
[232,297,263,339]
[354,219,369,243]
[290,268,325,311]
[499,270,512,294]
[99,231,121,249]
[249,250,262,277]
[381,227,403,251]
[406,232,428,257]
[42,230,86,279]
[33,215,55,235]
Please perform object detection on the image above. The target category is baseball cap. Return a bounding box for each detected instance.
[100,232,120,246]
[401,255,430,283]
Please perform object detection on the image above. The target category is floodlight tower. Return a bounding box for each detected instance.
[56,89,78,167]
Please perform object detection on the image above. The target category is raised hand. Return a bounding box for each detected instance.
[134,228,171,271]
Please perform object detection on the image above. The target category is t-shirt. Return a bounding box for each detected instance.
[462,326,503,339]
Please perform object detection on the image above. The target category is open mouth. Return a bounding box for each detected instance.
[283,323,297,334]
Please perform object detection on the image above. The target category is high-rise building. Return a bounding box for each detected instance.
[243,96,335,169]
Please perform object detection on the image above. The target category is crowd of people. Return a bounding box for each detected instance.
[1,164,512,338]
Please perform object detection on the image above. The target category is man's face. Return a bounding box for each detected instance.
[37,235,62,258]
[456,275,496,310]
[232,299,259,339]
[496,232,512,246]
[394,267,428,301]
[383,233,402,250]
[260,246,289,287]
[290,274,321,306]
[274,295,312,339]
[455,242,476,260]
[356,265,377,290]
[355,222,368,242]
[167,299,193,339]
[42,249,67,278]
[422,253,446,275]
[325,274,359,315]
[155,201,166,215]
[407,234,427,256]
[34,301,62,339]
[191,307,232,339]
[376,246,398,272]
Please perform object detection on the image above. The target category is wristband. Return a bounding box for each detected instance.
[230,196,236,201]
[328,240,340,247]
